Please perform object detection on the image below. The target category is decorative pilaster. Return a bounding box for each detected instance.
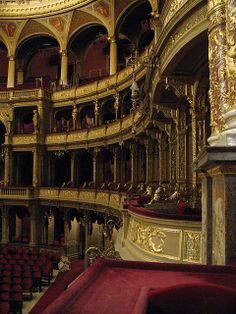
[1,206,9,244]
[7,55,15,88]
[109,36,117,75]
[60,50,68,86]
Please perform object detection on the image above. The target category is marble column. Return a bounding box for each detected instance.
[7,55,15,88]
[109,36,117,75]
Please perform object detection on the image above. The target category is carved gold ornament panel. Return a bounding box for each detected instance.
[127,218,182,260]
[183,231,202,263]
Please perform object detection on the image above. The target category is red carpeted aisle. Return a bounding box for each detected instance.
[29,259,85,314]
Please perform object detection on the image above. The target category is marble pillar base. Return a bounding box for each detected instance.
[194,146,236,265]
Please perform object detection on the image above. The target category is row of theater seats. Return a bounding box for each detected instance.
[0,246,61,314]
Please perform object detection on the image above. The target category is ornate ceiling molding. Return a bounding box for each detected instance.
[0,0,96,19]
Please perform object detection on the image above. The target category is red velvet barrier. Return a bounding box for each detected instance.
[147,283,236,314]
[43,259,236,314]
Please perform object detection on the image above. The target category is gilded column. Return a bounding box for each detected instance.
[70,152,75,186]
[109,36,117,75]
[1,206,9,244]
[144,139,153,184]
[60,50,68,86]
[30,204,38,246]
[176,108,187,186]
[93,148,99,187]
[4,145,12,186]
[207,0,227,145]
[157,132,165,184]
[7,55,15,88]
[191,106,197,187]
[130,143,138,185]
[113,147,120,185]
[33,147,40,187]
[64,210,70,245]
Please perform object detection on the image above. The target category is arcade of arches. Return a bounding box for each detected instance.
[0,0,236,268]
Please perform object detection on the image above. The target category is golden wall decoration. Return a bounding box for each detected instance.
[127,217,182,260]
[183,231,201,263]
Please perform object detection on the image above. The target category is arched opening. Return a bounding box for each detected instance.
[9,206,30,244]
[101,98,116,124]
[69,24,109,84]
[0,41,8,90]
[16,35,60,89]
[116,1,153,58]
[54,108,72,132]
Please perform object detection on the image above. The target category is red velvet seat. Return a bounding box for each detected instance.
[147,284,236,314]
[0,284,11,292]
[32,271,42,292]
[0,258,7,265]
[0,301,10,314]
[12,277,22,285]
[0,292,10,302]
[3,264,12,271]
[22,278,33,300]
[2,277,11,284]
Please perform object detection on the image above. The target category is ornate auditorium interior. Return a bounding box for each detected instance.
[0,0,236,313]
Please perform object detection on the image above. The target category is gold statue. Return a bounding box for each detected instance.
[148,185,165,204]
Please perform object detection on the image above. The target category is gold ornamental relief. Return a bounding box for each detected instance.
[225,0,236,111]
[128,219,166,254]
[183,231,201,263]
[208,0,225,13]
[79,190,95,201]
[208,27,227,133]
[127,218,182,260]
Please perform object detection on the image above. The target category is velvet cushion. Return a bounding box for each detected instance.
[147,283,236,314]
